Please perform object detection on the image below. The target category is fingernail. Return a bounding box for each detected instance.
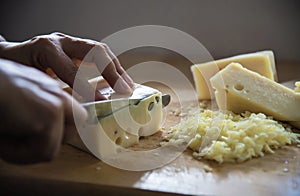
[95,91,107,101]
[123,74,135,88]
[115,79,133,94]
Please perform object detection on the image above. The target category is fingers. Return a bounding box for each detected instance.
[55,33,94,60]
[42,48,105,101]
[0,59,88,164]
[0,84,87,164]
[104,46,135,88]
[57,33,134,94]
[92,46,132,94]
[0,82,64,164]
[30,33,134,100]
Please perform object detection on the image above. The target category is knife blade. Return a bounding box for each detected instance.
[82,94,170,123]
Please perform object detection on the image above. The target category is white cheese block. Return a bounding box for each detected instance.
[191,51,277,100]
[67,80,163,150]
[96,87,163,147]
[210,63,300,122]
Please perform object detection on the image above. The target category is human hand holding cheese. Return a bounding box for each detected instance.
[0,32,134,101]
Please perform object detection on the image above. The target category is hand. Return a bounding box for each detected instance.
[0,33,134,101]
[0,58,87,164]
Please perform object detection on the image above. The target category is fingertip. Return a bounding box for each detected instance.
[114,78,133,95]
[95,91,107,101]
[123,73,135,89]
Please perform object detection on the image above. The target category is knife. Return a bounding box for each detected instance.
[82,94,171,124]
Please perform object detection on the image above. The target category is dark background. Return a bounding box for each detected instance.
[0,0,299,62]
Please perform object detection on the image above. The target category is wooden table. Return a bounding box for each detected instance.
[1,61,300,195]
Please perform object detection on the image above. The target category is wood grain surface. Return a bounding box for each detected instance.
[1,62,300,196]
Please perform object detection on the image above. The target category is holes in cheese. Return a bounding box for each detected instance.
[67,83,164,151]
[234,84,244,91]
[191,51,277,100]
[210,63,300,122]
[95,90,163,148]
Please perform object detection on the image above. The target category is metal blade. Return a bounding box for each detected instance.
[82,94,171,124]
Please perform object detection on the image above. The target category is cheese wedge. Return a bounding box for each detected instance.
[210,63,300,122]
[191,51,277,100]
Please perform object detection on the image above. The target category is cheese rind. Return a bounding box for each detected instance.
[260,51,277,81]
[210,63,300,121]
[191,51,277,100]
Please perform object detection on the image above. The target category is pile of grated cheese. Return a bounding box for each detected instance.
[163,109,300,163]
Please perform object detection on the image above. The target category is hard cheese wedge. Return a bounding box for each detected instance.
[210,63,300,124]
[191,51,277,100]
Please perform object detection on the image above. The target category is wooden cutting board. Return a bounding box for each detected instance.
[1,64,300,196]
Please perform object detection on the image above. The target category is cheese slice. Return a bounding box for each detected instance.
[191,51,277,100]
[210,63,300,122]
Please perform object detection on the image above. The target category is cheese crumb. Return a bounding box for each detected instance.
[163,110,300,164]
[203,165,213,172]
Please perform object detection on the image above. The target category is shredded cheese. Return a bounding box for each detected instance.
[163,109,300,163]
